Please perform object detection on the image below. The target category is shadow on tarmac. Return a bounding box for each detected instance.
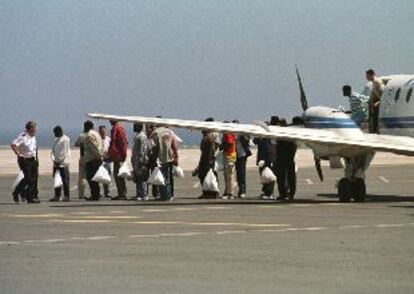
[318,193,414,202]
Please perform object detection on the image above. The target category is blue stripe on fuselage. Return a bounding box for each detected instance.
[305,116,358,129]
[379,116,414,129]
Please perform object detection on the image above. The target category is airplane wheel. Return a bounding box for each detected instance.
[352,179,366,202]
[338,178,351,202]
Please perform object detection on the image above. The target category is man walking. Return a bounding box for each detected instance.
[49,126,71,202]
[108,120,128,200]
[153,126,174,201]
[83,120,103,201]
[10,121,40,203]
[75,128,88,199]
[221,123,236,199]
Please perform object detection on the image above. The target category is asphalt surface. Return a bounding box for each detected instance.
[1,165,414,294]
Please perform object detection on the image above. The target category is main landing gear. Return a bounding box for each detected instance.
[338,178,366,202]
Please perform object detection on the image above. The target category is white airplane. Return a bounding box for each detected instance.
[87,69,414,202]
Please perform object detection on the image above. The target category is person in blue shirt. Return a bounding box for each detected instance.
[342,85,370,126]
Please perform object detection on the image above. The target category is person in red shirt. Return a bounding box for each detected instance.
[221,122,237,198]
[108,120,128,200]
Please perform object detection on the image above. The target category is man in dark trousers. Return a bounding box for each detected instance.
[275,118,297,201]
[10,121,40,203]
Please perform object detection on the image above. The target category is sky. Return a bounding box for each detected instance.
[1,0,413,145]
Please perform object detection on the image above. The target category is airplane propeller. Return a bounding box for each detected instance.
[295,65,324,181]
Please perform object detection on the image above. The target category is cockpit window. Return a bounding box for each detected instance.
[394,87,401,102]
[406,88,413,103]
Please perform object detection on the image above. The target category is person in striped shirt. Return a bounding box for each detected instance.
[342,85,370,126]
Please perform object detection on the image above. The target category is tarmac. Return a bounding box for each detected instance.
[1,160,413,293]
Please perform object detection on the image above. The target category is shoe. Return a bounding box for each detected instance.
[143,196,149,201]
[61,196,70,202]
[276,196,287,201]
[49,196,60,202]
[168,197,175,201]
[85,196,100,201]
[111,195,127,201]
[27,197,41,204]
[136,197,143,201]
[12,192,19,203]
[130,196,138,201]
[260,195,270,200]
[238,193,246,199]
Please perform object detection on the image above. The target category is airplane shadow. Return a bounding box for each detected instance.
[318,193,414,202]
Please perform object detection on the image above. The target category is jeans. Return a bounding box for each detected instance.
[235,156,247,195]
[53,165,70,198]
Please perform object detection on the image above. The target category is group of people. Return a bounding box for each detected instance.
[10,116,299,203]
[342,69,384,133]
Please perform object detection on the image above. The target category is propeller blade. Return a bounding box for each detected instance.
[314,156,324,181]
[295,65,309,111]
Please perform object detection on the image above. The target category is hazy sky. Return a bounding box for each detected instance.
[1,0,413,144]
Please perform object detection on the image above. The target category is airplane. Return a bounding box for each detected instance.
[87,69,414,202]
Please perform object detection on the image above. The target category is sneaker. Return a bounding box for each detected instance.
[276,196,287,201]
[49,196,60,202]
[27,197,41,204]
[85,196,100,201]
[136,197,143,201]
[168,197,175,201]
[12,192,19,203]
[260,195,270,200]
[238,193,246,199]
[111,195,127,201]
[143,196,149,201]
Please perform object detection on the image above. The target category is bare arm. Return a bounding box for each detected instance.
[10,144,22,158]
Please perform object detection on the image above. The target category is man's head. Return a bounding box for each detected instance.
[109,119,118,126]
[133,123,144,133]
[25,121,37,136]
[98,125,107,138]
[279,118,288,127]
[84,120,94,133]
[291,116,304,126]
[342,85,352,97]
[53,125,63,138]
[366,69,375,81]
[270,116,280,126]
[205,117,214,122]
[232,119,240,124]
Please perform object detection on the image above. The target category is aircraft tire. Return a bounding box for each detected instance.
[352,179,366,202]
[338,178,351,202]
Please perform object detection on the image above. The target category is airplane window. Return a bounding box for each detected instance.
[407,88,413,103]
[394,87,401,102]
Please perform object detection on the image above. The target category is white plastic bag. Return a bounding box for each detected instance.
[11,171,24,190]
[173,165,185,179]
[117,161,132,179]
[92,165,112,184]
[261,167,276,184]
[54,171,63,188]
[214,151,224,172]
[203,169,219,192]
[147,167,165,186]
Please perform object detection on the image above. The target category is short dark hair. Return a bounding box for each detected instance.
[232,119,239,124]
[53,125,63,137]
[84,120,94,132]
[342,85,352,92]
[99,125,106,130]
[25,121,37,131]
[279,118,287,127]
[366,69,375,76]
[205,117,214,122]
[270,116,280,126]
[133,123,143,133]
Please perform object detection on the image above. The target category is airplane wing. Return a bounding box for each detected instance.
[87,113,414,156]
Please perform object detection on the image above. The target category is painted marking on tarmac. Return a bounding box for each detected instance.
[339,225,367,229]
[142,209,167,212]
[204,206,232,210]
[2,223,414,246]
[216,230,246,235]
[379,176,390,183]
[9,214,65,218]
[128,221,290,228]
[74,216,142,220]
[108,211,127,214]
[305,179,314,185]
[172,208,194,211]
[71,212,97,215]
[48,219,114,223]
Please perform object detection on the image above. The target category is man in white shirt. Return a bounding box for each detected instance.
[99,125,111,197]
[50,126,71,202]
[366,69,384,133]
[10,121,40,203]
